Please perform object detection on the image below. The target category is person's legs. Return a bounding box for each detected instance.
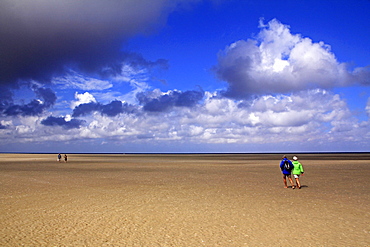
[283,175,288,188]
[294,175,301,189]
[287,175,295,188]
[295,178,301,188]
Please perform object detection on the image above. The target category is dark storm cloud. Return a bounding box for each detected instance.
[0,87,13,103]
[101,101,126,117]
[41,116,85,129]
[125,53,169,70]
[72,101,137,117]
[137,90,204,112]
[0,0,177,86]
[4,100,45,116]
[101,52,169,78]
[33,87,57,108]
[72,103,100,117]
[0,87,13,114]
[1,86,57,116]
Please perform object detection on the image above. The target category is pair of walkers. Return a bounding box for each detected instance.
[280,155,304,189]
[57,153,68,163]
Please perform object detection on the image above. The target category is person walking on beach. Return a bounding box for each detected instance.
[280,155,295,189]
[64,154,68,163]
[57,153,62,162]
[292,156,304,189]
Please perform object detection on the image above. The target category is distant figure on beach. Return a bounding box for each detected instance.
[292,156,304,189]
[280,155,295,189]
[57,153,61,162]
[64,154,68,163]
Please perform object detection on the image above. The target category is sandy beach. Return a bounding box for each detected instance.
[0,153,369,246]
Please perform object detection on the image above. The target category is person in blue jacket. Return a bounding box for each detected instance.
[280,155,295,189]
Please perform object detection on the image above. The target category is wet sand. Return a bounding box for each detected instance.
[1,153,369,246]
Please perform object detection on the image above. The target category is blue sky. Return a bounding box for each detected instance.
[0,0,369,153]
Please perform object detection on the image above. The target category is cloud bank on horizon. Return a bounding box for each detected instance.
[0,0,369,152]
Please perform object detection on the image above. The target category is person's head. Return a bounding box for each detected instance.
[293,156,298,161]
[282,155,287,159]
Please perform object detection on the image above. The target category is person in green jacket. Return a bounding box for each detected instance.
[292,156,304,189]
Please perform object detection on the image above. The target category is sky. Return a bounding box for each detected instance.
[0,0,369,153]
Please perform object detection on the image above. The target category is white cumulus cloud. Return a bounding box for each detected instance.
[214,18,367,99]
[71,92,97,109]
